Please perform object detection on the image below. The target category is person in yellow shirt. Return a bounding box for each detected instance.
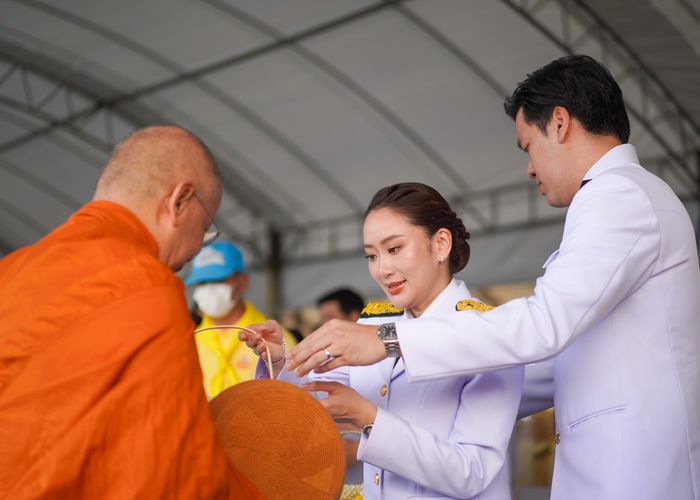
[186,240,297,399]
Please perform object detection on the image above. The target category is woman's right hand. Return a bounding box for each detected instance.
[239,320,285,364]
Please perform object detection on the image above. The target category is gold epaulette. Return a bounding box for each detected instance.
[455,299,494,312]
[360,302,404,318]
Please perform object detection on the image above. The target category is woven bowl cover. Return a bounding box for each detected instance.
[210,379,346,499]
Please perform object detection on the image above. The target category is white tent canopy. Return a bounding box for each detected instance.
[1,0,698,309]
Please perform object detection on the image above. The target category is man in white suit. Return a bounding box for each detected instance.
[287,55,700,500]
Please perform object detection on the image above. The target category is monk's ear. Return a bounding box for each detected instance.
[165,182,195,225]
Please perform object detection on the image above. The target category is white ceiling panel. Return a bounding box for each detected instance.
[206,49,462,208]
[0,0,698,307]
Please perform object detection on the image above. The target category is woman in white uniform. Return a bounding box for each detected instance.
[243,183,523,499]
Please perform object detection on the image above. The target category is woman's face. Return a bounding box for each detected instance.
[363,208,452,316]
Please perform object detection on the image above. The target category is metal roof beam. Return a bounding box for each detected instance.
[270,152,699,266]
[7,0,403,214]
[0,38,297,235]
[500,0,700,185]
[205,0,491,226]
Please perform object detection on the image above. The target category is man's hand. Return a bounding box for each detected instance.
[302,381,378,428]
[285,319,387,376]
[238,320,284,364]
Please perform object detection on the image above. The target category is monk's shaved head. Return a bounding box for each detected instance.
[93,125,224,271]
[95,125,221,201]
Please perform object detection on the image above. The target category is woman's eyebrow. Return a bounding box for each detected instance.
[363,234,403,248]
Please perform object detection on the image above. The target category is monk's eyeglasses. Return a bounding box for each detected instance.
[192,191,220,246]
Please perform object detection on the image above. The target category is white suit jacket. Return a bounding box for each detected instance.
[266,279,523,499]
[396,145,700,500]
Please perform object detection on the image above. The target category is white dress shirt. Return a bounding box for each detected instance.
[396,144,700,500]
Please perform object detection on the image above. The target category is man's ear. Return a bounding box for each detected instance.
[165,182,195,225]
[551,106,571,143]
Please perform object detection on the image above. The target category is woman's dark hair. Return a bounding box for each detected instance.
[504,54,630,143]
[364,182,470,274]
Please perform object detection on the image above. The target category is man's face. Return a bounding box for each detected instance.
[515,108,576,208]
[318,300,349,325]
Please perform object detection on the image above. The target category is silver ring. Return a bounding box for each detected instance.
[324,348,332,360]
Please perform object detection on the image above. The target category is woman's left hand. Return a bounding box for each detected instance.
[302,381,378,428]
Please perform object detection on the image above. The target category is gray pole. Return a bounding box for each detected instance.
[266,228,282,319]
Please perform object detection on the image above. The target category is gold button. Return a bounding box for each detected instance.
[555,433,561,444]
[380,384,388,397]
[373,473,380,485]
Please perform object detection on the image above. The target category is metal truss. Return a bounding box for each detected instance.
[258,0,700,265]
[1,0,699,268]
[265,153,700,268]
[203,0,500,227]
[0,68,120,155]
[0,0,518,229]
[0,0,495,264]
[500,0,700,188]
[1,0,407,215]
[0,39,289,261]
[0,1,415,266]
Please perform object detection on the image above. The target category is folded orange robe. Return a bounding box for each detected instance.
[0,201,260,499]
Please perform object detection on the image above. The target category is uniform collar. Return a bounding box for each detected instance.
[581,144,641,183]
[404,278,471,320]
[389,278,470,382]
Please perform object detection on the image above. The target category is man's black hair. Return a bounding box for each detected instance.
[504,55,630,143]
[317,288,365,316]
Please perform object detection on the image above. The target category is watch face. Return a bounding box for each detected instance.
[378,323,400,357]
[379,322,397,340]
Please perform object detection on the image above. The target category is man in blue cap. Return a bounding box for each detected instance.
[186,240,297,399]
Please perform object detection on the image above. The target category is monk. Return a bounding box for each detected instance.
[0,126,260,498]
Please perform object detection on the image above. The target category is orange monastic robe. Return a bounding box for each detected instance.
[0,201,260,499]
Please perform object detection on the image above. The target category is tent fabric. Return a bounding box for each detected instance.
[0,0,698,307]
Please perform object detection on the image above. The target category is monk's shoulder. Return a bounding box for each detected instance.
[68,237,180,308]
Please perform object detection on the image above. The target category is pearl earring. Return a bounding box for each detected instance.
[439,256,445,263]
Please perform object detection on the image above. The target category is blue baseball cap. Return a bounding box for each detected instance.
[185,241,245,286]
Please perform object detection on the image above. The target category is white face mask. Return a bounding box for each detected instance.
[193,282,237,319]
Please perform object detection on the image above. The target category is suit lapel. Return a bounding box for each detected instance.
[391,357,405,381]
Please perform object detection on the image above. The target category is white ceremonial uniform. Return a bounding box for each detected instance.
[396,145,700,500]
[518,359,554,419]
[260,279,523,499]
